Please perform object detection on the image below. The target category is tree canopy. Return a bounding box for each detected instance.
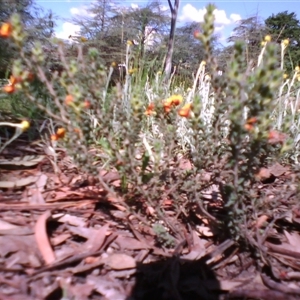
[265,11,300,69]
[0,0,55,77]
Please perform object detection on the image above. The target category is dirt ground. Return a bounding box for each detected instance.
[1,132,300,300]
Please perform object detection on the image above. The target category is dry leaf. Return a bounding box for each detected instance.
[87,275,126,300]
[284,230,300,248]
[54,213,87,227]
[218,280,247,291]
[196,225,214,237]
[256,215,269,228]
[181,230,206,260]
[28,189,45,204]
[255,167,272,182]
[104,253,136,270]
[267,130,287,144]
[81,224,111,253]
[178,158,192,171]
[0,176,39,188]
[0,155,45,167]
[114,236,149,250]
[34,210,56,265]
[51,233,71,246]
[0,219,20,230]
[269,163,288,177]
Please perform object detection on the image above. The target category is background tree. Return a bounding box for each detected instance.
[163,0,179,80]
[0,0,55,77]
[226,15,266,67]
[72,1,168,66]
[265,11,300,70]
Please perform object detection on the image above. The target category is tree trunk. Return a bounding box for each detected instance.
[163,0,180,81]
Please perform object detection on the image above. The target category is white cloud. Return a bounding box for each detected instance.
[215,25,225,33]
[230,13,242,22]
[179,4,241,27]
[131,3,139,9]
[55,22,81,40]
[70,6,95,17]
[179,4,205,23]
[160,5,169,12]
[214,9,231,25]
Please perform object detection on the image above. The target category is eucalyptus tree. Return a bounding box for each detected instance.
[265,11,300,70]
[227,15,266,66]
[163,0,180,80]
[0,0,55,77]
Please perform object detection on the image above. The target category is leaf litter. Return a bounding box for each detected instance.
[0,139,300,300]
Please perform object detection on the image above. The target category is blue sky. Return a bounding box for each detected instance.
[35,0,300,44]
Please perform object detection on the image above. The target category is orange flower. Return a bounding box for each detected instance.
[178,103,192,118]
[193,30,201,39]
[51,134,58,141]
[144,102,155,115]
[0,22,12,38]
[9,75,22,85]
[26,72,35,82]
[246,117,258,124]
[163,98,173,113]
[244,117,258,132]
[56,127,66,138]
[3,84,15,93]
[65,94,73,105]
[244,123,254,132]
[74,128,82,135]
[83,100,91,109]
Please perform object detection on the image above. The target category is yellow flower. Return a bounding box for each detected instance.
[283,73,288,79]
[111,61,116,67]
[261,41,266,47]
[282,39,289,46]
[169,94,183,106]
[80,36,87,42]
[127,40,133,46]
[20,120,30,131]
[128,68,137,75]
[264,35,271,42]
[295,66,300,72]
[163,94,183,113]
[0,22,12,38]
[204,74,211,81]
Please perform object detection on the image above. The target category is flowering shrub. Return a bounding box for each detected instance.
[1,5,300,247]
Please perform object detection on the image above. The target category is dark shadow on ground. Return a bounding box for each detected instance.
[127,256,220,300]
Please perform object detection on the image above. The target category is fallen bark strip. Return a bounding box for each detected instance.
[227,289,297,300]
[29,232,118,278]
[261,273,300,295]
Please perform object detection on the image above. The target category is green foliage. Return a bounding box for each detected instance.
[225,16,266,68]
[153,223,175,248]
[0,0,55,78]
[71,1,169,67]
[1,5,300,251]
[182,4,286,240]
[265,11,300,70]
